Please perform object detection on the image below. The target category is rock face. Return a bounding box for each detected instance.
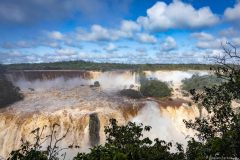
[6,70,94,81]
[89,113,100,147]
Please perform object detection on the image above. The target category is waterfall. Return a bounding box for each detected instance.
[0,70,207,158]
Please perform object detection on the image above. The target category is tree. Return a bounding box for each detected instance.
[184,42,240,159]
[140,80,172,98]
[120,89,143,99]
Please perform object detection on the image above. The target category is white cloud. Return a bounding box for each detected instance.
[232,37,240,46]
[55,48,78,56]
[137,33,157,43]
[219,27,239,37]
[75,23,158,44]
[193,30,240,50]
[104,43,118,52]
[161,36,177,51]
[191,32,214,41]
[121,20,141,33]
[196,37,227,49]
[137,1,219,31]
[224,2,240,21]
[48,31,64,40]
[76,24,130,41]
[76,25,112,41]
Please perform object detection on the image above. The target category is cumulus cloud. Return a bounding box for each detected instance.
[232,37,240,46]
[76,25,128,41]
[121,20,141,33]
[192,30,240,50]
[191,32,214,41]
[48,31,64,40]
[137,1,219,31]
[161,36,177,51]
[55,48,78,56]
[224,2,240,21]
[219,27,239,37]
[74,22,157,44]
[104,43,118,52]
[196,37,227,49]
[136,33,157,43]
[0,50,44,64]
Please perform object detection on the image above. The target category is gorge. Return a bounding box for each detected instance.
[0,70,208,159]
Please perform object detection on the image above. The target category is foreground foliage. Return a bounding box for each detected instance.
[8,119,184,160]
[74,119,184,160]
[184,43,240,159]
[8,124,71,160]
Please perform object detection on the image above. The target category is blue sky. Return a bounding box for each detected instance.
[0,0,239,64]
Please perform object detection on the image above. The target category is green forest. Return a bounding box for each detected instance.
[5,61,212,71]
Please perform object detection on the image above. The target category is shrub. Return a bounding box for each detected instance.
[181,74,223,92]
[140,80,172,98]
[120,89,142,99]
[94,81,100,87]
[90,81,100,88]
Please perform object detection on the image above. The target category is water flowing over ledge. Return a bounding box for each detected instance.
[0,70,208,159]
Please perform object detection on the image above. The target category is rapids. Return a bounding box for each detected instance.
[0,70,208,159]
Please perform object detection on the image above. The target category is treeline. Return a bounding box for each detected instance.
[5,60,213,71]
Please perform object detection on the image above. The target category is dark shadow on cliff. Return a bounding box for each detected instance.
[0,64,23,108]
